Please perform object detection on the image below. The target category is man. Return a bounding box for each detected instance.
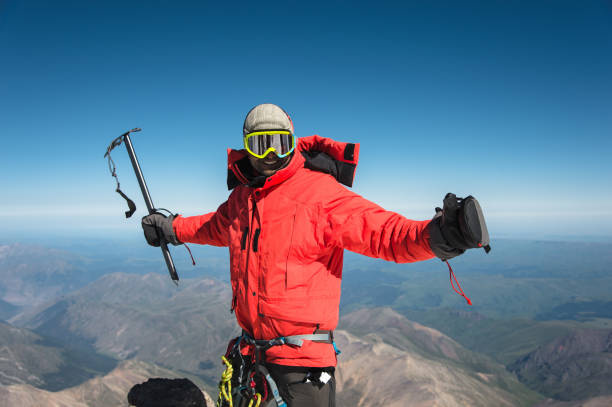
[142,103,485,407]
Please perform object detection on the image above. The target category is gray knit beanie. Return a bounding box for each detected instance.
[243,104,294,136]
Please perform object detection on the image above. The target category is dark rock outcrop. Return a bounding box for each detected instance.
[128,378,207,407]
[510,329,612,401]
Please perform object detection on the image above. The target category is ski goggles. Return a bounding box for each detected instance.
[243,130,297,159]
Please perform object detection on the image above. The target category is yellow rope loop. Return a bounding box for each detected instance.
[248,393,262,407]
[217,356,234,407]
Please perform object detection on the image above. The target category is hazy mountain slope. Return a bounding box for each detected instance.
[0,321,116,390]
[338,308,542,407]
[534,396,612,407]
[11,272,240,392]
[536,300,612,322]
[334,329,540,407]
[510,329,612,401]
[397,308,612,402]
[0,321,63,388]
[0,243,94,307]
[0,298,20,321]
[399,308,579,365]
[0,359,214,407]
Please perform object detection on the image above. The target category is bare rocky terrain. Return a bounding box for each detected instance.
[0,321,116,390]
[10,272,240,392]
[533,396,612,407]
[510,329,612,400]
[336,308,541,407]
[0,360,214,407]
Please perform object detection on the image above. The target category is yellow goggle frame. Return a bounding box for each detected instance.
[243,130,297,159]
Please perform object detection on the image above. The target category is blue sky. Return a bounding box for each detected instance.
[1,0,611,240]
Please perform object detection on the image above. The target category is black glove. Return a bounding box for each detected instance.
[141,213,182,247]
[427,193,491,260]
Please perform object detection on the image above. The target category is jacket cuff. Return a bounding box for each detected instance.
[164,215,182,246]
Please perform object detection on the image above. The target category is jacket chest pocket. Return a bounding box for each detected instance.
[260,203,323,294]
[285,204,324,291]
[259,205,295,297]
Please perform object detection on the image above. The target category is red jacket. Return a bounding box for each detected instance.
[173,136,435,367]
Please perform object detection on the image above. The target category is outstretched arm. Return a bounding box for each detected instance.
[325,187,435,263]
[172,200,232,247]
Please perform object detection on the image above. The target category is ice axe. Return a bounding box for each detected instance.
[104,128,179,284]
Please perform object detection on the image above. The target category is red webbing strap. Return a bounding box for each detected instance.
[445,260,472,305]
[184,243,196,266]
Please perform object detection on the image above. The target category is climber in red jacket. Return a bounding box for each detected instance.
[142,103,485,407]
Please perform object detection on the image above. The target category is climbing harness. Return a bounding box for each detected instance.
[104,128,193,283]
[219,356,234,406]
[217,331,340,407]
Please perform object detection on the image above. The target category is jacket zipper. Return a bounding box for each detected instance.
[252,228,261,252]
[232,226,249,313]
[241,227,249,250]
[230,295,237,313]
[232,193,259,314]
[244,194,257,297]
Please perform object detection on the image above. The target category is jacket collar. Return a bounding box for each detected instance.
[227,136,360,190]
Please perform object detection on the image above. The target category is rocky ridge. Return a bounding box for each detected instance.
[0,359,214,407]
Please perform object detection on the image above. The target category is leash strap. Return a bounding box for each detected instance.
[446,260,472,305]
[106,147,137,218]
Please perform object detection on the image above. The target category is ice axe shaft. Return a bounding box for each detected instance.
[123,132,179,284]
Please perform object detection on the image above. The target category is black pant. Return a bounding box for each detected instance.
[265,364,336,407]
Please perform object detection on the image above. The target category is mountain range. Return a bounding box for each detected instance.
[510,329,612,401]
[0,243,95,309]
[336,307,541,407]
[1,239,611,406]
[0,321,116,390]
[10,272,240,392]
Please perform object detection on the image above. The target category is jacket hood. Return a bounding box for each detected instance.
[227,135,360,190]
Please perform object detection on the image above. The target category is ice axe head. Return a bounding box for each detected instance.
[104,128,141,158]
